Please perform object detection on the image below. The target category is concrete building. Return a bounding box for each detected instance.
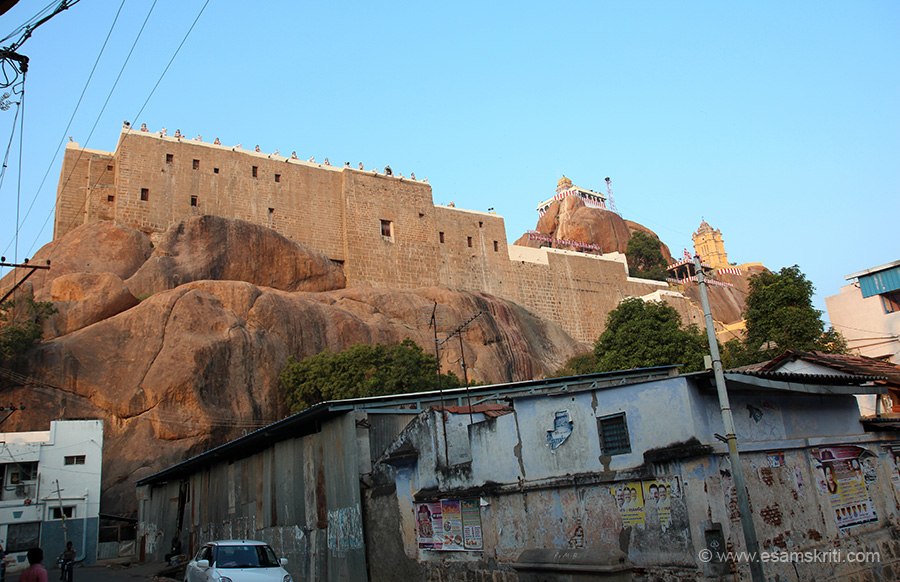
[0,420,103,573]
[136,367,900,581]
[826,260,900,364]
[52,128,703,343]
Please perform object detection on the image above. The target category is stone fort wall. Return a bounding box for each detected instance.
[54,129,699,343]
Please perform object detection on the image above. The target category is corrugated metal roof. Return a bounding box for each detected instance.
[858,265,900,298]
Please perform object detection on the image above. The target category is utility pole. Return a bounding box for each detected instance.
[54,479,68,544]
[441,311,484,424]
[0,258,51,303]
[694,254,764,582]
[429,302,450,465]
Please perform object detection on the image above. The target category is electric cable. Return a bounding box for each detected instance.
[1,0,127,257]
[26,0,209,257]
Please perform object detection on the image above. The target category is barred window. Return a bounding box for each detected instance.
[598,413,631,455]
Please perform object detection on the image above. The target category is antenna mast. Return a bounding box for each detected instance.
[604,177,621,217]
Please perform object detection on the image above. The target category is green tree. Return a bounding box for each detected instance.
[625,231,668,281]
[588,298,708,373]
[723,265,848,367]
[0,296,56,362]
[279,338,461,413]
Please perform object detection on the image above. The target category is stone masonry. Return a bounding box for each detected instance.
[54,128,700,343]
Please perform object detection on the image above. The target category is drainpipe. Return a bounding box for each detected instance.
[75,489,88,562]
[694,255,765,582]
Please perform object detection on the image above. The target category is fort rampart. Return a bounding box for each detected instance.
[54,129,699,343]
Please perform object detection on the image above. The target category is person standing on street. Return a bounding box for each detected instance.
[58,541,75,582]
[19,548,48,582]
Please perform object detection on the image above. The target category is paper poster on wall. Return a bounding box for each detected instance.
[812,446,877,529]
[416,499,483,551]
[887,446,900,489]
[461,498,483,550]
[609,477,682,528]
[416,502,443,550]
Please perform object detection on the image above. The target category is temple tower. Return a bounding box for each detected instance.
[692,220,729,269]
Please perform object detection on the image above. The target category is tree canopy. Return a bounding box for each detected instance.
[0,296,55,363]
[556,298,708,375]
[279,338,461,413]
[625,231,668,281]
[723,265,847,367]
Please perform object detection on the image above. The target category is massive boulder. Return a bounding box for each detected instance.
[0,218,583,515]
[0,221,152,301]
[125,215,346,297]
[514,196,671,259]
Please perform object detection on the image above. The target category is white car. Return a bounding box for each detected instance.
[185,540,292,582]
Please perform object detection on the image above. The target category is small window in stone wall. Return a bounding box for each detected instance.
[193,159,200,170]
[275,174,281,183]
[191,196,198,207]
[140,188,149,201]
[214,167,219,174]
[107,165,114,171]
[381,220,393,239]
[439,232,445,243]
[467,236,473,248]
[166,154,173,164]
[493,240,499,252]
[598,413,631,456]
[252,166,258,178]
[107,195,115,202]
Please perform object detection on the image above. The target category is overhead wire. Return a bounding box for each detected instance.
[0,1,60,45]
[26,0,210,257]
[1,0,128,258]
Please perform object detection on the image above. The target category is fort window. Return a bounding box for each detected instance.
[467,236,473,248]
[598,413,631,456]
[214,167,219,174]
[140,188,149,201]
[381,220,393,239]
[275,174,281,183]
[107,165,114,171]
[252,166,258,178]
[193,159,200,170]
[166,154,173,164]
[493,240,499,252]
[479,221,483,228]
[190,195,198,207]
[268,208,274,215]
[439,232,444,244]
[107,195,115,202]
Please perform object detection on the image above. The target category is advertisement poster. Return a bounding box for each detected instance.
[440,500,464,551]
[610,477,682,528]
[812,446,877,529]
[461,499,484,550]
[416,502,443,550]
[416,499,483,551]
[888,446,900,489]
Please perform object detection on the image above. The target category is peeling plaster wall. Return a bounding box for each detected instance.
[368,378,900,581]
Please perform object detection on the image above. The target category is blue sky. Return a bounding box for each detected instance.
[0,1,896,319]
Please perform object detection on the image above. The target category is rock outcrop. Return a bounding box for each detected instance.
[514,196,672,259]
[0,217,583,515]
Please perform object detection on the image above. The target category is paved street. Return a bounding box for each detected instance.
[7,561,176,582]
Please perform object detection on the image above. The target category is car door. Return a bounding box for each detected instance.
[187,545,213,582]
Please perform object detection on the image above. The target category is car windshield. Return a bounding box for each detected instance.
[213,544,280,568]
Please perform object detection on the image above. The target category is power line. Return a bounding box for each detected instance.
[2,0,127,257]
[27,0,210,257]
